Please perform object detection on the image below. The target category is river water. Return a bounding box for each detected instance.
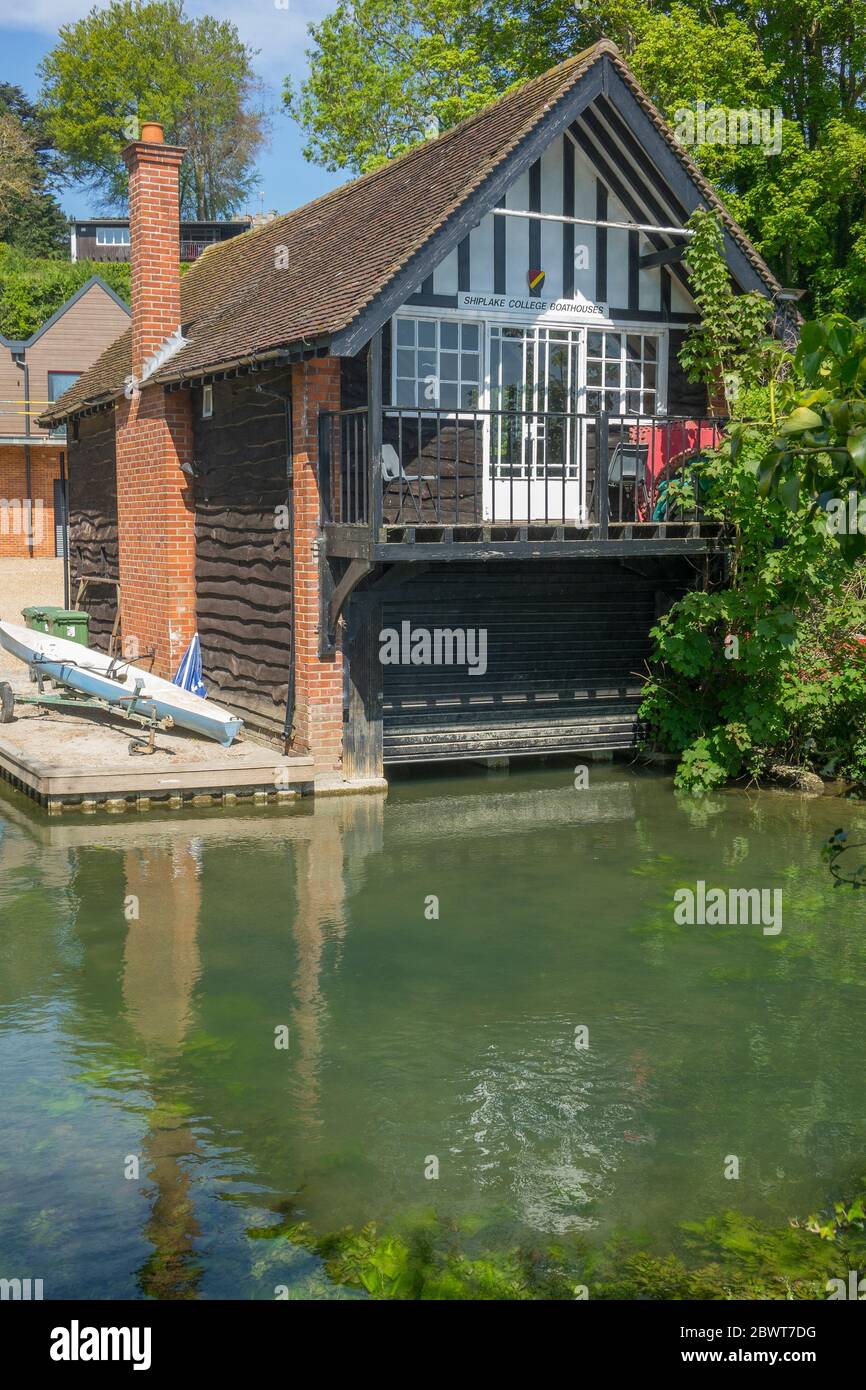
[1,762,864,1298]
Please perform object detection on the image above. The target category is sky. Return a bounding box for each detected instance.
[0,0,345,219]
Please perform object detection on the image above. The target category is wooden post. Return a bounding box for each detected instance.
[317,410,333,525]
[368,329,383,540]
[598,413,609,540]
[343,594,383,781]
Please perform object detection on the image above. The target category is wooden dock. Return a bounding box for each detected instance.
[0,696,385,811]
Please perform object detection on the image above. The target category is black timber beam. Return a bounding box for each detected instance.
[367,538,725,561]
[639,245,686,270]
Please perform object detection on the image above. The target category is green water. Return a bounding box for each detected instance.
[1,762,865,1299]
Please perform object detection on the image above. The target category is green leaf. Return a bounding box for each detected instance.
[847,430,866,474]
[778,473,800,511]
[778,407,823,436]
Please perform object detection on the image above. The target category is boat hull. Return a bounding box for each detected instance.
[0,622,244,747]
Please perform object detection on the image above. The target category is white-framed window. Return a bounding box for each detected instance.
[202,384,214,418]
[95,226,131,246]
[393,316,481,411]
[585,331,660,416]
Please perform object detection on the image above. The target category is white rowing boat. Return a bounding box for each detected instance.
[0,621,244,747]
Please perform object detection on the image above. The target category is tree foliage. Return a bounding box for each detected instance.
[39,0,268,219]
[639,218,866,792]
[0,88,68,258]
[285,0,866,312]
[750,316,866,561]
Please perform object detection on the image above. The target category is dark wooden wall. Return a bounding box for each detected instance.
[67,410,119,652]
[192,364,292,736]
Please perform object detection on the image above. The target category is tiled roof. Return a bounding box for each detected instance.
[43,40,780,423]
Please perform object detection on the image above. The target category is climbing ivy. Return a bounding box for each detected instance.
[678,209,776,416]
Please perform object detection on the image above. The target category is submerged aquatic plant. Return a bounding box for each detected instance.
[246,1178,866,1300]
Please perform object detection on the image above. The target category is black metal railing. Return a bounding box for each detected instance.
[318,407,727,534]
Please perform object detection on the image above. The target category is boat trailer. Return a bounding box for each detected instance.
[0,662,174,756]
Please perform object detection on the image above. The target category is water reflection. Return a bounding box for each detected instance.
[1,766,866,1296]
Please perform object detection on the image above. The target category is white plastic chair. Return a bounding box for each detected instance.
[381,443,436,519]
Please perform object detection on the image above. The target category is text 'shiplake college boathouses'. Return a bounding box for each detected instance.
[42,40,786,782]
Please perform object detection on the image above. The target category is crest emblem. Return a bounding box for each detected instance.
[528,268,545,292]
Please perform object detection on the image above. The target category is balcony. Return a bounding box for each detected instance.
[318,406,728,561]
[180,239,213,261]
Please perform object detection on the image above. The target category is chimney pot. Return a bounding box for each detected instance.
[140,121,165,144]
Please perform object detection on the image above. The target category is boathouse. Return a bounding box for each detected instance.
[41,39,783,779]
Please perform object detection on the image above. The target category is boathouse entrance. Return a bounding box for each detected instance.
[376,559,671,764]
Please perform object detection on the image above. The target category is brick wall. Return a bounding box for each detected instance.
[115,387,196,676]
[291,356,344,768]
[114,126,196,678]
[0,444,62,558]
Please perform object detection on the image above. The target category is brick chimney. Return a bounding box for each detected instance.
[114,123,196,680]
[122,123,185,378]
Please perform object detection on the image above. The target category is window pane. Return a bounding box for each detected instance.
[461,383,479,410]
[626,361,641,387]
[439,351,458,380]
[604,391,619,412]
[604,333,621,356]
[642,392,656,415]
[644,364,657,389]
[396,318,415,345]
[644,337,658,361]
[460,353,478,382]
[396,378,416,406]
[626,391,642,414]
[586,361,602,386]
[439,382,458,408]
[588,332,604,356]
[396,349,415,377]
[604,361,621,386]
[586,391,601,413]
[48,372,81,401]
[441,322,458,349]
[418,320,436,347]
[418,351,437,376]
[626,335,642,361]
[461,323,479,350]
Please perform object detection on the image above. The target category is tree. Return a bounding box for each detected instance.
[284,0,866,313]
[0,114,35,224]
[38,0,268,219]
[0,86,68,258]
[284,0,503,173]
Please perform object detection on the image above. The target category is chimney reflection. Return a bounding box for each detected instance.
[122,837,203,1299]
